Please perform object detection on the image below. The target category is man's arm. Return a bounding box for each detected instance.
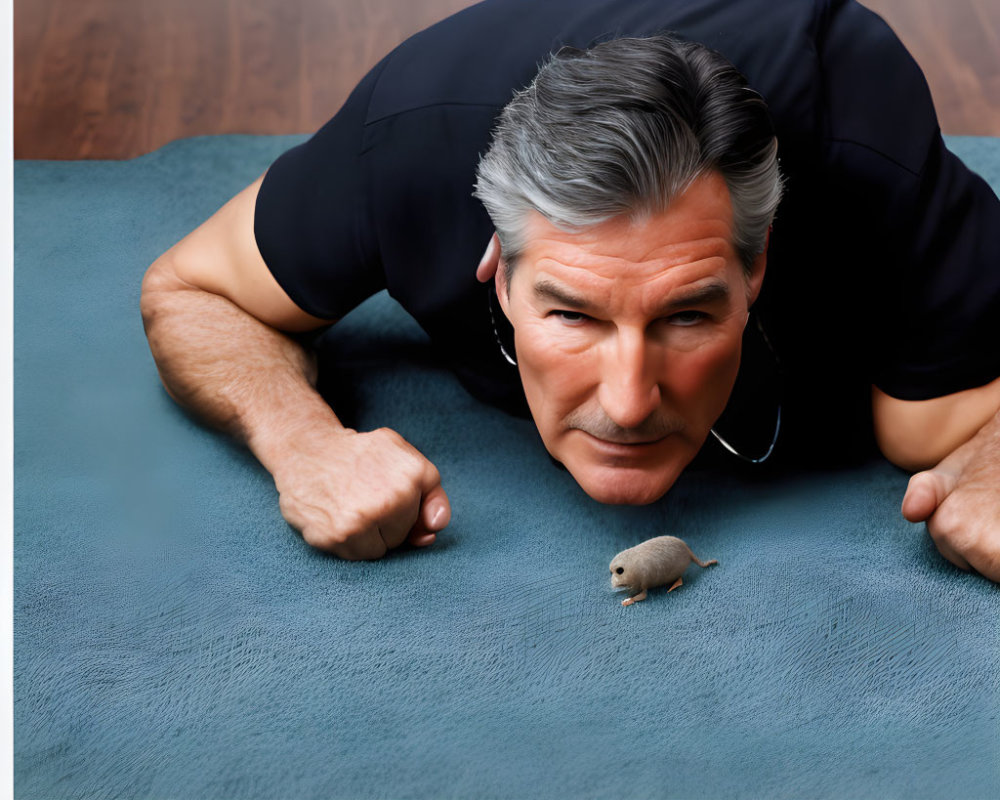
[872,379,1000,581]
[140,174,451,559]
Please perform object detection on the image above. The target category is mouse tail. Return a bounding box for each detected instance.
[684,542,719,569]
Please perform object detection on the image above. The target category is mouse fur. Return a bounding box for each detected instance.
[610,535,718,606]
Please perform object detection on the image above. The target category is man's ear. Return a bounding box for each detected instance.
[476,232,501,283]
[494,256,512,318]
[745,227,770,308]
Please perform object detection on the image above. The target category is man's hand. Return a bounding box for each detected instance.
[270,423,451,560]
[901,411,1000,581]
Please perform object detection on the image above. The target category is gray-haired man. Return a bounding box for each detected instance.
[140,0,1000,578]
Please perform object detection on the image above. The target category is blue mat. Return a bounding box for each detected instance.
[14,134,1000,799]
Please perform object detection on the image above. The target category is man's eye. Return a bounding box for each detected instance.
[552,310,589,324]
[669,311,708,327]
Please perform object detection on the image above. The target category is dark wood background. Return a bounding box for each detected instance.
[13,0,1000,160]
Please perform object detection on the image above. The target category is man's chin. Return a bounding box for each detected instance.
[568,462,686,505]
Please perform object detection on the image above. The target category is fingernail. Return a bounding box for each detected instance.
[429,503,448,530]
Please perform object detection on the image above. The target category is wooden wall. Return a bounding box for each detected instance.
[14,0,1000,159]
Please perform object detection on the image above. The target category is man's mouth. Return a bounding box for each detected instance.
[581,431,669,451]
[593,434,667,445]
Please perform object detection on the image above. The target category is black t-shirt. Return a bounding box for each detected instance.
[253,0,1000,464]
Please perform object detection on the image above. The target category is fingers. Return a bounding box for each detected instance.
[363,452,449,555]
[333,529,389,561]
[406,474,452,549]
[274,425,450,560]
[929,534,972,573]
[971,549,1000,583]
[903,464,994,578]
[901,471,944,523]
[475,233,501,283]
[419,482,452,532]
[374,483,427,551]
[900,468,971,571]
[407,531,437,548]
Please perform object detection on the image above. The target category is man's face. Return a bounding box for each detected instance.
[496,171,766,504]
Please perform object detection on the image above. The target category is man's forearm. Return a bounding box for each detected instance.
[140,262,451,559]
[873,377,1000,471]
[140,267,339,470]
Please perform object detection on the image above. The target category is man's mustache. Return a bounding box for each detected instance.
[564,408,686,444]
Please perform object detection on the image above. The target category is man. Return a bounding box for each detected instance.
[140,0,1000,577]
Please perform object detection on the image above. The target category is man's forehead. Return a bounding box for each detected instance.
[528,233,733,280]
[517,172,738,279]
[519,220,736,296]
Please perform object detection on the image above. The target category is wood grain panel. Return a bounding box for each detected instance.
[14,0,481,159]
[13,0,1000,160]
[864,0,1000,135]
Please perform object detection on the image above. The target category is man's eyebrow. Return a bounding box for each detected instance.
[659,280,731,313]
[533,278,732,313]
[533,279,593,310]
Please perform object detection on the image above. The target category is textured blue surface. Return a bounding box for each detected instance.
[14,135,1000,799]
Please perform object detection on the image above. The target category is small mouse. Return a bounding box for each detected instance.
[609,535,718,606]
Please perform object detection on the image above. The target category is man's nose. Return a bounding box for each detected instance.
[597,328,662,429]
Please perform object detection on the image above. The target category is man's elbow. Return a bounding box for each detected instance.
[140,254,188,332]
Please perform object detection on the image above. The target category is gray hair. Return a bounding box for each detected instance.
[473,34,783,277]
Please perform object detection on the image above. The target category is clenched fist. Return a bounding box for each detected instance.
[270,424,450,560]
[901,410,1000,582]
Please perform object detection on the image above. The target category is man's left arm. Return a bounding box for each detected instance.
[873,377,1000,581]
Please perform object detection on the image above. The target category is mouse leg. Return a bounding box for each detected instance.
[667,577,684,592]
[622,590,647,606]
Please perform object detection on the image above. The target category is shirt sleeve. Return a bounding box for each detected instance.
[819,0,1000,401]
[252,57,389,321]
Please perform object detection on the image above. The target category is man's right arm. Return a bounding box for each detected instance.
[140,174,450,559]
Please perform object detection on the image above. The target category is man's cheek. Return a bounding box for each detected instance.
[520,357,592,438]
[519,325,596,390]
[665,339,741,417]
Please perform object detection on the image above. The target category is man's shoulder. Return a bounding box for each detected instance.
[363,0,832,128]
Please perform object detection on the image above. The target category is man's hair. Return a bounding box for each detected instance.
[473,34,783,278]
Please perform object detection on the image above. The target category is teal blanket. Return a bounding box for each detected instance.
[14,135,1000,798]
